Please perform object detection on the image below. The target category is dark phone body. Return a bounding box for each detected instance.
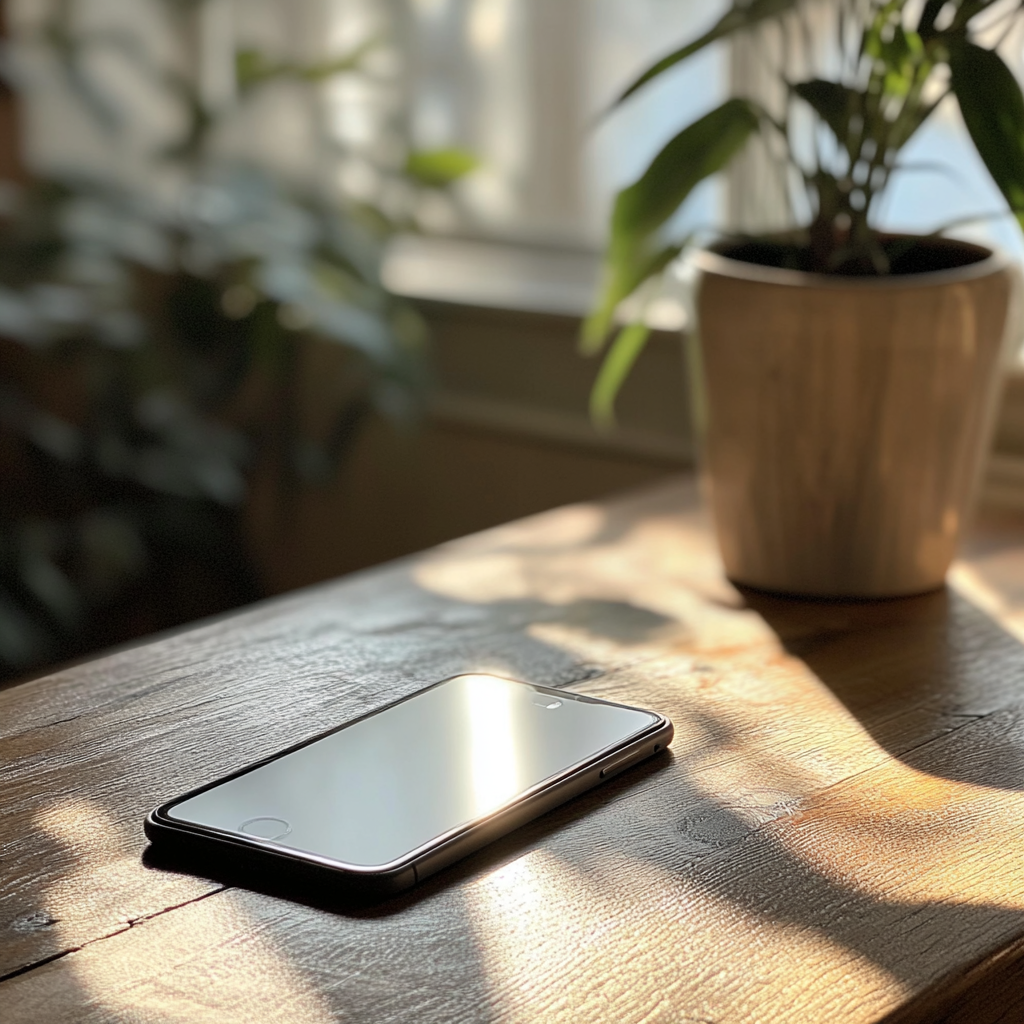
[145,673,673,899]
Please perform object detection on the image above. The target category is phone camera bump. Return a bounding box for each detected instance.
[531,695,562,710]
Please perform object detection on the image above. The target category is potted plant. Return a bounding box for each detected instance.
[583,0,1024,598]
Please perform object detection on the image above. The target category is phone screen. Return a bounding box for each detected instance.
[166,674,659,868]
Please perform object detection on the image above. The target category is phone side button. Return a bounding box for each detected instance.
[600,749,644,779]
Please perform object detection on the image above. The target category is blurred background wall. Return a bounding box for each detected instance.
[0,0,718,684]
[4,0,1024,685]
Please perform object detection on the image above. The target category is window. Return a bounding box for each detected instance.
[14,1,1024,258]
[399,0,727,246]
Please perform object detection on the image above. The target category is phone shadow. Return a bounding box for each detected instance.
[141,748,675,919]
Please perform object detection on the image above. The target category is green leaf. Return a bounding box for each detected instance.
[589,322,651,428]
[612,0,799,107]
[879,26,924,97]
[792,79,859,153]
[613,98,760,244]
[236,38,376,90]
[404,148,479,188]
[299,38,378,81]
[235,49,272,89]
[950,40,1024,226]
[581,243,681,355]
[584,99,758,355]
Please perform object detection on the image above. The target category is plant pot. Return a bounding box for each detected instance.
[692,237,1020,598]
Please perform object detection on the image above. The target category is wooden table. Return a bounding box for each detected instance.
[5,477,1024,1023]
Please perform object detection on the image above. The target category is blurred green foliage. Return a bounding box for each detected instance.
[0,0,474,680]
[404,148,480,189]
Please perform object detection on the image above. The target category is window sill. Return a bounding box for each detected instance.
[384,235,691,466]
[384,235,1024,509]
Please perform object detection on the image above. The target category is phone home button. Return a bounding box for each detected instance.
[238,816,291,841]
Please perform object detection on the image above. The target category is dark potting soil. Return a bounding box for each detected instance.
[717,235,992,277]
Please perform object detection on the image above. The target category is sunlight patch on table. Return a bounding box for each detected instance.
[415,513,776,656]
[443,502,608,557]
[777,756,1024,911]
[79,894,333,1024]
[657,657,1024,913]
[459,722,1024,1024]
[73,894,331,1024]
[526,620,678,664]
[463,848,907,1024]
[949,560,1024,642]
[28,799,213,943]
[25,801,335,1024]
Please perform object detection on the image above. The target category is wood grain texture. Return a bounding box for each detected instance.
[4,477,1024,1022]
[695,248,1018,597]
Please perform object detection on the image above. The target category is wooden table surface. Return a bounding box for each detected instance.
[5,477,1024,1023]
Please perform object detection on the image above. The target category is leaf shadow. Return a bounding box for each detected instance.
[738,583,1024,791]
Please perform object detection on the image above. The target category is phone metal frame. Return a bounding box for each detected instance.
[145,674,673,897]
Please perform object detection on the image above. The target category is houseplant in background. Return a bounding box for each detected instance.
[0,0,473,681]
[583,0,1024,597]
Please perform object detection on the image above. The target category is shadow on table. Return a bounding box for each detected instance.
[17,480,1024,1020]
[140,713,1024,1024]
[126,576,1024,1022]
[140,749,675,919]
[739,583,1024,791]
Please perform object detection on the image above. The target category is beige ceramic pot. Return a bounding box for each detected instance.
[693,238,1019,598]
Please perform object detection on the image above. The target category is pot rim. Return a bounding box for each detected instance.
[691,236,1013,290]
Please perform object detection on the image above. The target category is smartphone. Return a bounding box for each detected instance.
[145,673,673,898]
